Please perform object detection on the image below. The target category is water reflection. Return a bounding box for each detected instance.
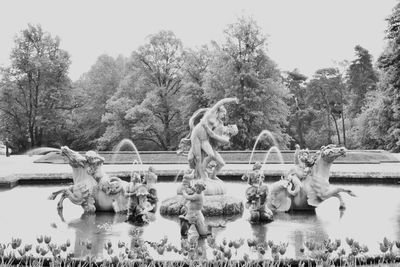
[0,182,399,259]
[68,212,127,257]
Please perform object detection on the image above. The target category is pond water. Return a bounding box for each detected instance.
[0,181,399,260]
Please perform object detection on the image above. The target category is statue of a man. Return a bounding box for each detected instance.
[189,98,238,180]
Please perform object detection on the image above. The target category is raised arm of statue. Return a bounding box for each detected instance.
[207,97,238,115]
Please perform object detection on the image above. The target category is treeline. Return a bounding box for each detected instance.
[1,5,400,153]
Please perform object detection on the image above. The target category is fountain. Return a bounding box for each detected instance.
[27,97,371,264]
[160,98,244,217]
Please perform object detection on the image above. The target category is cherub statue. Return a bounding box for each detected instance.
[180,180,210,238]
[179,168,196,220]
[143,166,158,208]
[242,162,268,204]
[126,185,153,225]
[242,162,272,223]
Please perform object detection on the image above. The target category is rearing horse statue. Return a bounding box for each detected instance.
[266,144,356,212]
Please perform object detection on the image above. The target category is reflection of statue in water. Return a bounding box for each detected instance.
[266,144,356,212]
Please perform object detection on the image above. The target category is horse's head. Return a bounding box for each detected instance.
[61,146,86,168]
[319,144,346,163]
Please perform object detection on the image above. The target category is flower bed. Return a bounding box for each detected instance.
[2,233,400,267]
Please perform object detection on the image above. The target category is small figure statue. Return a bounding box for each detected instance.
[178,169,196,219]
[143,166,158,210]
[242,162,268,204]
[242,162,273,224]
[127,185,153,225]
[180,180,210,238]
[126,172,156,225]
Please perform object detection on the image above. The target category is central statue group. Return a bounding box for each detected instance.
[177,97,239,237]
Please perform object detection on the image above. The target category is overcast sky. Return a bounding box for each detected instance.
[0,0,397,81]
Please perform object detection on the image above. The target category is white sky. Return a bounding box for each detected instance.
[0,0,397,81]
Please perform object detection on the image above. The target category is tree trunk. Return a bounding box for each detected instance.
[326,112,332,144]
[331,113,341,144]
[341,112,346,146]
[295,112,305,147]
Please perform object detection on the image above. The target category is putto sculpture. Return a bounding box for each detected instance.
[241,161,273,223]
[180,180,209,238]
[266,144,356,212]
[48,146,157,223]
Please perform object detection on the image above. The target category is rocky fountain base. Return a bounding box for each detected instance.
[160,178,243,216]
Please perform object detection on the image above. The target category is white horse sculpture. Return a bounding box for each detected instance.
[267,144,356,212]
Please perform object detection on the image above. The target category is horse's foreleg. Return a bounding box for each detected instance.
[57,194,67,210]
[319,187,356,209]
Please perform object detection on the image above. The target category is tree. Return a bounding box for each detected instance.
[348,90,386,149]
[306,68,346,146]
[0,24,73,151]
[346,45,378,118]
[100,30,185,150]
[204,16,291,150]
[375,1,400,151]
[179,46,212,130]
[71,54,126,149]
[284,70,309,148]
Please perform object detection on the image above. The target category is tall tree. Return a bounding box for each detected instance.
[101,30,185,150]
[375,1,400,151]
[346,45,378,118]
[204,16,291,149]
[179,46,212,130]
[72,54,126,149]
[0,24,72,150]
[306,68,346,146]
[284,70,309,148]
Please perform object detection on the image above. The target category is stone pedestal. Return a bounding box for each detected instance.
[159,195,243,216]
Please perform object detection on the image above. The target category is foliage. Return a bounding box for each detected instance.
[375,1,400,151]
[283,70,311,149]
[346,90,387,149]
[179,46,213,133]
[305,68,346,149]
[100,31,185,151]
[346,45,378,118]
[71,54,126,150]
[0,24,73,152]
[204,16,291,150]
